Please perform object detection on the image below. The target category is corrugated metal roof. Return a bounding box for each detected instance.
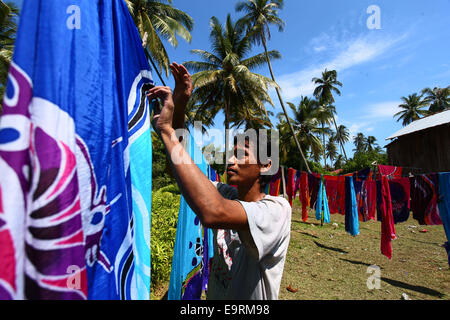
[386,109,450,140]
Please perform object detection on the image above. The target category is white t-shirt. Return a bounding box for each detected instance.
[206,182,291,300]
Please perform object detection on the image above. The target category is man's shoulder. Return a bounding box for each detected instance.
[261,195,292,212]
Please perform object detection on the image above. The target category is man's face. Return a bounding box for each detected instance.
[226,139,261,187]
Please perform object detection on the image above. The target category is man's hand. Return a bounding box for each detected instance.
[148,86,175,135]
[171,62,193,104]
[170,62,192,129]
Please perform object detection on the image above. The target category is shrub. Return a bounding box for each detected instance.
[151,183,180,288]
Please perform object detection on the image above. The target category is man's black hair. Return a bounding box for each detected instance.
[233,131,273,192]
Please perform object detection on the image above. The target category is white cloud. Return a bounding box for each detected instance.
[347,122,370,139]
[275,32,408,102]
[313,46,327,53]
[363,101,401,119]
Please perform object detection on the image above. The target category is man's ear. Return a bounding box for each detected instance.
[260,159,272,175]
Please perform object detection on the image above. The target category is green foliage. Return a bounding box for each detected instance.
[125,0,194,77]
[1,1,19,115]
[151,183,180,288]
[152,131,176,190]
[341,150,388,174]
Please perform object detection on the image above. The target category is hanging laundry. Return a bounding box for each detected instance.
[410,174,442,225]
[269,168,281,196]
[209,166,217,182]
[293,170,301,198]
[388,178,411,224]
[308,173,320,210]
[0,0,154,300]
[169,134,213,300]
[379,176,397,259]
[437,173,450,248]
[337,176,346,215]
[378,165,403,179]
[264,183,270,195]
[299,172,309,222]
[315,177,330,224]
[356,168,371,180]
[345,176,359,236]
[354,180,369,222]
[286,168,296,206]
[365,180,377,221]
[324,176,339,214]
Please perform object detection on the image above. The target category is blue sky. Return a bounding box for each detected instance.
[164,0,450,158]
[11,0,450,160]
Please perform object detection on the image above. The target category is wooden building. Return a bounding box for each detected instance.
[385,109,450,173]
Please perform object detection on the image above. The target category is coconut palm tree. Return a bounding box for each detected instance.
[334,154,345,169]
[365,135,378,152]
[125,0,194,78]
[276,112,323,169]
[285,96,323,162]
[312,68,347,160]
[314,104,334,168]
[394,93,429,126]
[0,1,18,107]
[236,0,311,173]
[326,138,338,167]
[183,15,279,159]
[422,86,450,114]
[335,124,350,157]
[353,132,366,154]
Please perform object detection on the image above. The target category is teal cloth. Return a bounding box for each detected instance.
[168,133,212,300]
[315,177,330,223]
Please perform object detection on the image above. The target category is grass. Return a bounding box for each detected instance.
[151,197,449,300]
[279,198,449,300]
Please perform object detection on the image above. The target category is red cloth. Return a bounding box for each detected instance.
[365,180,377,221]
[286,168,296,206]
[378,165,403,179]
[299,172,309,222]
[337,176,346,215]
[380,176,396,259]
[324,176,339,214]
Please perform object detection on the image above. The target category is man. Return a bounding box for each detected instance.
[148,62,291,300]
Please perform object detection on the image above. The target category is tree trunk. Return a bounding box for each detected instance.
[261,35,311,173]
[322,122,327,169]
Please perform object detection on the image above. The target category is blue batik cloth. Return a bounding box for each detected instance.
[345,176,360,236]
[0,0,154,300]
[168,133,213,300]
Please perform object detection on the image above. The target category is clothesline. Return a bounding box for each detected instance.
[258,165,449,262]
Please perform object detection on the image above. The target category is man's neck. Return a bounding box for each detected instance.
[237,180,265,202]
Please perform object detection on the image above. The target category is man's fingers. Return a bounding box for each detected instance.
[178,64,191,78]
[170,64,181,81]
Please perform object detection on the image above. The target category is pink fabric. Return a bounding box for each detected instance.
[380,176,396,259]
[378,165,403,179]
